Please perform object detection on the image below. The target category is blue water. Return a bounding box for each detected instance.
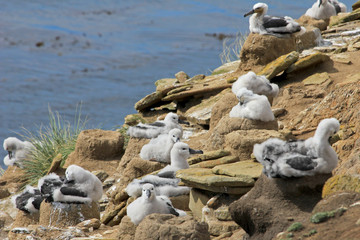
[0,0,355,168]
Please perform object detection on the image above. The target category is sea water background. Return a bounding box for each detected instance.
[0,0,355,168]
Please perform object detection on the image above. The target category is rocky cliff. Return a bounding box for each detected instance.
[1,4,360,240]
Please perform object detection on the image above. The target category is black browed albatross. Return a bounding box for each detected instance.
[244,2,303,37]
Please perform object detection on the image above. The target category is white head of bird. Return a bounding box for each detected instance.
[244,2,268,17]
[168,128,182,143]
[142,183,155,201]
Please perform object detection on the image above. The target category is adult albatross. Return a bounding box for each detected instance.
[244,2,304,37]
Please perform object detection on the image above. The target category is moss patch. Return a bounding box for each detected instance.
[310,208,346,224]
[303,229,317,237]
[287,222,304,232]
[311,211,335,223]
[211,69,229,76]
[117,127,130,150]
[322,174,360,198]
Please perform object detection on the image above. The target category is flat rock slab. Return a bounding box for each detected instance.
[134,91,165,111]
[162,83,232,102]
[155,78,178,93]
[177,168,254,194]
[212,60,241,75]
[190,156,239,169]
[188,149,231,165]
[257,51,299,80]
[331,53,352,64]
[212,160,263,179]
[287,52,330,74]
[330,9,360,27]
[303,72,330,85]
[184,92,226,125]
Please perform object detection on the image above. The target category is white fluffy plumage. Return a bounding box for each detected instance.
[244,2,303,37]
[3,137,34,167]
[140,128,182,163]
[229,88,275,122]
[253,118,340,178]
[42,165,103,203]
[12,185,43,213]
[126,183,186,225]
[157,142,202,178]
[305,0,337,19]
[127,112,184,139]
[232,71,279,102]
[126,175,190,198]
[38,172,64,202]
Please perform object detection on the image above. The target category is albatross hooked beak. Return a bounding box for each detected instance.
[178,118,190,125]
[244,9,255,17]
[189,148,203,155]
[8,151,13,159]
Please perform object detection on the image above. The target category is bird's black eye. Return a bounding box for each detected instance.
[182,148,186,150]
[173,135,175,138]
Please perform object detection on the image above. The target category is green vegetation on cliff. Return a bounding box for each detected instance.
[21,106,87,186]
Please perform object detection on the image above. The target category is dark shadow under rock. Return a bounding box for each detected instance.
[229,173,331,240]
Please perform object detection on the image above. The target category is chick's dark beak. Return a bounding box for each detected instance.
[318,0,322,7]
[8,151,13,159]
[178,119,190,125]
[189,148,203,154]
[244,9,255,17]
[146,189,151,198]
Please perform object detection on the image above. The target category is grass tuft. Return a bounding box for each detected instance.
[0,166,5,176]
[20,105,87,186]
[287,222,304,232]
[118,127,130,151]
[219,31,248,64]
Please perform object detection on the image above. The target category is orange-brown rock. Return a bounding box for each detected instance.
[39,201,100,228]
[64,129,124,175]
[239,33,297,69]
[134,214,210,240]
[297,15,329,31]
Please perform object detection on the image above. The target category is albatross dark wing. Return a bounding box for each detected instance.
[148,121,166,127]
[32,195,44,210]
[285,156,317,171]
[60,187,87,197]
[161,197,179,216]
[157,171,176,179]
[329,0,342,13]
[263,16,288,28]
